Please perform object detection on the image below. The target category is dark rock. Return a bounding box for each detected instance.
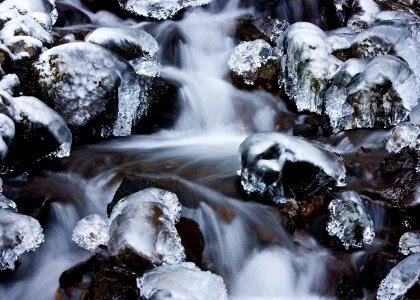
[175,217,205,266]
[235,16,289,45]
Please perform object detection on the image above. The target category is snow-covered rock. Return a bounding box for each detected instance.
[324,56,419,133]
[377,253,420,300]
[399,231,420,256]
[0,208,44,270]
[5,36,43,60]
[33,42,147,137]
[109,188,185,266]
[0,0,57,25]
[137,262,227,300]
[327,191,375,249]
[119,0,211,20]
[72,214,109,252]
[239,132,346,204]
[278,22,342,114]
[85,27,158,60]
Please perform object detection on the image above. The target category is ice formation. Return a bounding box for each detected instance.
[386,123,420,153]
[109,188,185,266]
[239,132,346,204]
[327,191,375,249]
[0,193,17,211]
[326,27,356,52]
[227,39,277,85]
[0,0,57,25]
[377,253,420,300]
[0,73,20,95]
[278,22,342,114]
[1,93,73,158]
[137,262,227,300]
[72,214,110,252]
[34,42,146,136]
[0,15,53,46]
[399,231,420,256]
[0,209,44,270]
[334,0,379,31]
[85,27,158,60]
[0,113,15,159]
[118,0,211,20]
[129,57,161,77]
[324,56,419,133]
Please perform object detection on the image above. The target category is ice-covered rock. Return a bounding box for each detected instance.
[129,57,161,77]
[5,36,43,60]
[386,123,420,153]
[72,214,109,252]
[109,188,185,267]
[0,209,44,270]
[279,22,342,114]
[399,231,420,256]
[0,193,17,211]
[324,56,419,133]
[239,132,346,204]
[0,0,58,25]
[0,91,72,158]
[334,0,380,31]
[118,0,211,20]
[137,262,227,300]
[0,15,53,46]
[228,39,279,90]
[236,17,289,44]
[326,27,356,52]
[0,73,20,95]
[0,113,15,159]
[33,42,147,137]
[327,191,375,249]
[85,27,158,60]
[377,253,420,300]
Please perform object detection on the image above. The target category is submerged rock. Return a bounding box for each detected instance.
[377,253,420,300]
[85,27,158,61]
[33,42,146,138]
[137,262,227,300]
[399,231,420,256]
[0,208,44,270]
[326,191,375,249]
[118,0,211,20]
[386,123,420,153]
[279,22,342,114]
[109,188,185,268]
[227,39,279,91]
[324,56,419,133]
[239,132,346,204]
[72,214,109,252]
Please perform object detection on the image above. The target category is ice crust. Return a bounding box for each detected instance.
[119,0,211,20]
[278,22,342,114]
[130,57,161,77]
[0,0,57,25]
[72,214,110,252]
[34,42,146,136]
[377,253,420,300]
[239,132,346,204]
[227,39,277,85]
[326,191,375,249]
[108,188,185,266]
[137,262,228,300]
[386,123,420,153]
[399,231,420,256]
[0,209,44,270]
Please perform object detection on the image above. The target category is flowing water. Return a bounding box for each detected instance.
[1,0,392,299]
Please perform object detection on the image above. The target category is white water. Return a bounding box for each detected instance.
[0,0,392,299]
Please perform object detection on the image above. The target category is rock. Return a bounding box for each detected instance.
[33,42,147,138]
[5,36,43,59]
[55,2,91,27]
[279,22,342,114]
[399,231,420,256]
[386,123,420,154]
[0,15,53,46]
[0,113,15,159]
[334,0,380,31]
[0,208,44,270]
[0,0,58,25]
[118,0,211,20]
[326,191,375,249]
[0,73,20,95]
[0,91,72,162]
[108,188,185,269]
[137,262,227,300]
[324,56,419,133]
[327,27,356,53]
[239,132,346,204]
[227,39,279,91]
[0,193,17,211]
[377,253,420,300]
[175,217,204,265]
[85,27,158,61]
[72,214,110,252]
[358,251,399,289]
[235,17,289,45]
